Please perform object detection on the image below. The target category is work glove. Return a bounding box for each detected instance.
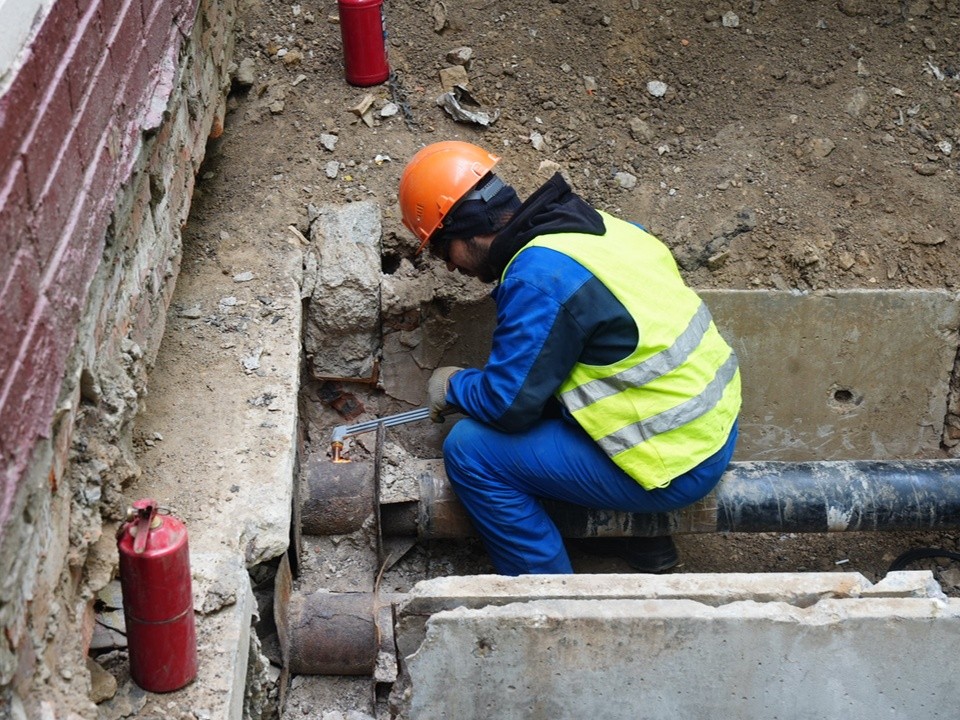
[427,366,463,423]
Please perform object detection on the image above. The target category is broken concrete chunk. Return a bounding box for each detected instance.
[647,80,668,97]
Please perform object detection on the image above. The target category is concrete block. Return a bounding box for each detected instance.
[702,289,960,460]
[305,201,382,380]
[399,576,960,720]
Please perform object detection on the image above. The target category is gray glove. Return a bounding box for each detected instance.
[427,366,463,422]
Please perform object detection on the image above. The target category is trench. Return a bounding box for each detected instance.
[262,202,960,718]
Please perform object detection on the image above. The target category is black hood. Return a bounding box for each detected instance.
[487,174,605,278]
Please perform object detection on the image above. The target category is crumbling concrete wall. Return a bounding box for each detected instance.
[0,0,236,713]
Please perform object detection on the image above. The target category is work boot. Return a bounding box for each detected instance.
[571,536,680,573]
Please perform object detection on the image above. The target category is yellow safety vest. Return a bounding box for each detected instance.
[507,211,741,489]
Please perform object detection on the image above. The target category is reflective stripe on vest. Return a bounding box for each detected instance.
[593,351,739,457]
[562,301,714,413]
[507,211,741,489]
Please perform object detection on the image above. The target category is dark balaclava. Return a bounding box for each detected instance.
[431,172,521,245]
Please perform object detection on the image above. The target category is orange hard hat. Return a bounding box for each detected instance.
[399,141,500,252]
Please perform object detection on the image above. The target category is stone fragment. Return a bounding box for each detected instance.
[282,49,303,65]
[446,46,473,67]
[539,159,562,176]
[320,133,339,151]
[808,137,835,158]
[235,58,256,87]
[615,171,637,189]
[87,657,118,704]
[629,117,655,143]
[845,87,869,116]
[439,65,469,91]
[722,11,740,27]
[647,80,667,97]
[326,161,340,179]
[432,1,448,31]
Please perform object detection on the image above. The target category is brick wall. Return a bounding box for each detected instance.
[0,0,236,707]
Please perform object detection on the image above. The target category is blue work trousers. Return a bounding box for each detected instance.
[443,417,739,575]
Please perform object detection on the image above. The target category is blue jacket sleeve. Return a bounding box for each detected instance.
[446,247,633,432]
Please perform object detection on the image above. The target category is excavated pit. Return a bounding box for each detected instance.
[272,200,960,718]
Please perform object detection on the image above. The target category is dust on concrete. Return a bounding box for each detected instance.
[120,0,960,716]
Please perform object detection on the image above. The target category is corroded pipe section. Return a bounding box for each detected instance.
[308,458,960,538]
[276,550,390,676]
[301,455,375,535]
[283,591,380,675]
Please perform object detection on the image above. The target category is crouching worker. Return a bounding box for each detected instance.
[398,141,741,576]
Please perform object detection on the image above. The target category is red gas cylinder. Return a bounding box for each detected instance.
[117,499,197,693]
[338,0,390,86]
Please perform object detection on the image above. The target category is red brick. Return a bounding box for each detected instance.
[29,0,81,100]
[106,0,145,75]
[73,51,118,170]
[21,85,73,209]
[144,0,175,58]
[0,310,62,465]
[0,248,42,391]
[99,0,137,31]
[0,162,32,269]
[44,228,100,334]
[31,139,85,268]
[77,139,119,245]
[65,3,107,113]
[0,60,40,173]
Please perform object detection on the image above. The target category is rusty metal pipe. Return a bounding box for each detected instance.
[306,458,960,538]
[275,552,399,676]
[301,455,375,536]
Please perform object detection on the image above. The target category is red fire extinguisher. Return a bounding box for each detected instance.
[117,499,198,692]
[338,0,390,86]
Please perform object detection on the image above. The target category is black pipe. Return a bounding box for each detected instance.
[542,459,960,538]
[321,459,960,539]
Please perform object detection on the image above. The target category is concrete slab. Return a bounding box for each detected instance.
[398,574,960,720]
[303,201,382,381]
[130,222,303,716]
[394,571,928,659]
[134,233,302,566]
[403,289,960,462]
[702,289,960,460]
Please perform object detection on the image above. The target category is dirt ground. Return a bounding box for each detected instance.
[168,0,960,710]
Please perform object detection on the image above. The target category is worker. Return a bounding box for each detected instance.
[398,141,741,576]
